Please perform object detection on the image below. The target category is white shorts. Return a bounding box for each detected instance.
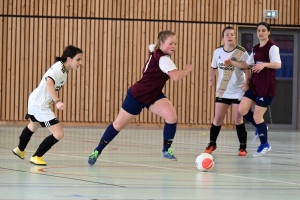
[28,104,56,122]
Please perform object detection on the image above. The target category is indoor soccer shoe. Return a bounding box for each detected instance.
[30,156,47,165]
[12,147,26,159]
[88,150,100,166]
[253,143,271,157]
[204,143,216,154]
[238,148,247,156]
[161,148,178,161]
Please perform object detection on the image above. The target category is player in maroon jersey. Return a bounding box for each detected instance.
[225,22,281,157]
[88,30,194,165]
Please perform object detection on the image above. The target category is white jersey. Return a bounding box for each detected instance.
[28,61,68,121]
[211,45,249,99]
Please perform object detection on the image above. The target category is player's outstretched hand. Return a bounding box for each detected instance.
[185,64,194,72]
[56,102,65,110]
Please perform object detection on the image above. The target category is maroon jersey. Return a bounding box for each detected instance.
[130,50,172,104]
[250,40,277,96]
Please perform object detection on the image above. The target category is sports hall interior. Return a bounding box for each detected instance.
[0,0,300,199]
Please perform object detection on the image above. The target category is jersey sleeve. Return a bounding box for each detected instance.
[240,51,249,62]
[269,45,282,63]
[246,51,255,65]
[210,50,218,69]
[159,55,178,74]
[44,66,61,84]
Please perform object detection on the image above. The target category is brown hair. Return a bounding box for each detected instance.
[221,26,235,37]
[257,22,272,40]
[154,30,176,51]
[55,45,83,63]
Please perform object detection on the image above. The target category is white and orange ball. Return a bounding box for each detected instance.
[195,153,214,171]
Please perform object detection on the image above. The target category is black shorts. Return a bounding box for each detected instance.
[215,97,241,105]
[121,88,167,115]
[243,90,273,107]
[25,114,59,128]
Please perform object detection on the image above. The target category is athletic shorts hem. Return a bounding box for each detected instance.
[215,97,241,105]
[25,114,59,127]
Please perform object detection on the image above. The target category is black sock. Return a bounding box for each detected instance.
[210,124,221,143]
[236,123,247,149]
[18,126,34,151]
[33,134,59,157]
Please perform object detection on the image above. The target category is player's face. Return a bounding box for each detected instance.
[257,25,270,41]
[160,35,177,55]
[68,53,83,70]
[223,29,235,46]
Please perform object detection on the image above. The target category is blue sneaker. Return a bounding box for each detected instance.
[253,143,271,157]
[88,150,99,166]
[253,128,259,142]
[161,148,178,161]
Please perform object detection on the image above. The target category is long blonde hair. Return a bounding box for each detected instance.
[154,30,175,51]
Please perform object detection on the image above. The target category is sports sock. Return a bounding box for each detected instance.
[33,134,59,157]
[163,122,177,151]
[95,123,120,153]
[209,124,221,144]
[236,123,247,149]
[18,126,34,151]
[256,122,268,144]
[243,110,257,128]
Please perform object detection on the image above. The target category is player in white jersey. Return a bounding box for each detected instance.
[12,45,83,165]
[203,26,251,156]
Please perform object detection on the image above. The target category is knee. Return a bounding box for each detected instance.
[28,122,39,132]
[238,106,248,116]
[53,130,64,140]
[253,114,263,124]
[112,121,124,131]
[234,116,243,125]
[165,113,177,124]
[213,116,224,126]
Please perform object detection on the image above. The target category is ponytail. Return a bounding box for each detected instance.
[54,56,62,62]
[268,35,272,40]
[54,45,83,63]
[154,41,160,51]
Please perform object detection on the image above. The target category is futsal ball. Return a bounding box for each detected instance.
[195,153,214,172]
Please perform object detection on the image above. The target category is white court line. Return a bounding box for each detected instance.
[46,152,300,186]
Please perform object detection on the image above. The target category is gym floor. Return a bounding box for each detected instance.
[0,126,299,200]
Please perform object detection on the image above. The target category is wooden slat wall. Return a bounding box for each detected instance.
[0,0,299,127]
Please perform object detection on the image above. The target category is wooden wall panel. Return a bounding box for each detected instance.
[0,0,299,127]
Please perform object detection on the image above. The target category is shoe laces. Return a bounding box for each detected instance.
[89,150,99,159]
